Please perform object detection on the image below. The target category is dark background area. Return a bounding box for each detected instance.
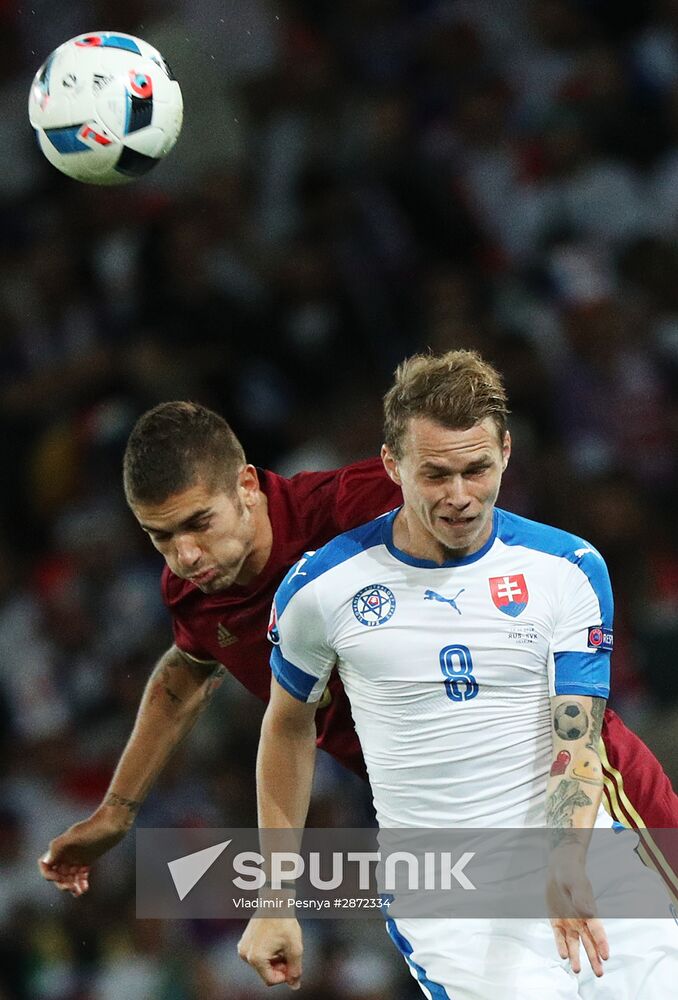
[1,1,677,997]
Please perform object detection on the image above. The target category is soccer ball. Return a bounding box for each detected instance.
[28,31,183,185]
[553,702,588,741]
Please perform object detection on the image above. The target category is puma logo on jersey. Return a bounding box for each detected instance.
[216,623,238,648]
[424,589,464,614]
[290,551,316,580]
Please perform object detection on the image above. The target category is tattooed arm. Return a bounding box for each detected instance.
[546,695,609,977]
[546,695,606,836]
[101,644,227,814]
[39,644,227,895]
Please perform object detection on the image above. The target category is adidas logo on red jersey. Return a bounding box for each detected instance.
[217,623,238,648]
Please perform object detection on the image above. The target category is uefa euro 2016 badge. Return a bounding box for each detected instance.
[352,584,396,627]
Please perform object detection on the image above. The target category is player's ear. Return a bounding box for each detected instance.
[381,444,401,485]
[238,464,260,505]
[501,431,511,471]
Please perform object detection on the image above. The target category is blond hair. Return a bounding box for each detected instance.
[383,349,509,457]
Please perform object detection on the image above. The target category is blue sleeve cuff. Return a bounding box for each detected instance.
[270,646,319,702]
[554,650,610,699]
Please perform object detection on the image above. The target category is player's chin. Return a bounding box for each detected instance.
[201,568,238,592]
[436,514,479,539]
[195,576,224,593]
[438,514,477,530]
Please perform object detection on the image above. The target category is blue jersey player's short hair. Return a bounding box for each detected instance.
[382,349,509,458]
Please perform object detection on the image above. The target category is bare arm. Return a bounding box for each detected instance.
[238,677,319,990]
[103,644,226,820]
[39,644,227,894]
[546,695,609,976]
[257,677,318,829]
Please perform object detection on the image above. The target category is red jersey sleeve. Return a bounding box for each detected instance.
[601,708,678,828]
[601,708,678,902]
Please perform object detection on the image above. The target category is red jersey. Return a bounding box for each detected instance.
[161,457,678,853]
[162,458,402,777]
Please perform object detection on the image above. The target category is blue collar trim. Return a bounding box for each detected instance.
[381,507,498,568]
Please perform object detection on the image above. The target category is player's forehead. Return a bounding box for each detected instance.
[131,479,232,528]
[401,415,503,467]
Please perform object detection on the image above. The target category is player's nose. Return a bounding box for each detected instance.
[443,476,471,509]
[175,535,202,568]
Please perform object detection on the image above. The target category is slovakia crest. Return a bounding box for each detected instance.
[352,584,396,627]
[489,574,529,618]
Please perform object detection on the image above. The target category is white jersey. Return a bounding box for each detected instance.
[269,507,613,829]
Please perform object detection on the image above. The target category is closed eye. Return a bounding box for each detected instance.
[187,519,211,532]
[144,516,212,542]
[423,465,490,480]
[146,529,171,543]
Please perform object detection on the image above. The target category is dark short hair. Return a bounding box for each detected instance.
[383,349,509,458]
[123,402,246,505]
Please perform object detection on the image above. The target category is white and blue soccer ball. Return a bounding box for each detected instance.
[28,31,183,185]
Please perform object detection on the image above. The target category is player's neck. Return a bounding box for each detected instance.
[393,506,492,564]
[235,492,273,585]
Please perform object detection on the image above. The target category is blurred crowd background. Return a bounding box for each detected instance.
[1,0,678,997]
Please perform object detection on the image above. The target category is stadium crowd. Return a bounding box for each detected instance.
[1,1,677,997]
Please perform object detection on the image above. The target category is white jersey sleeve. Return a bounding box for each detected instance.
[496,511,613,700]
[268,553,337,703]
[549,547,613,699]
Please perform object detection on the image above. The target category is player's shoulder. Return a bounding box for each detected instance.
[495,508,606,569]
[266,457,397,510]
[274,513,389,615]
[270,457,385,501]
